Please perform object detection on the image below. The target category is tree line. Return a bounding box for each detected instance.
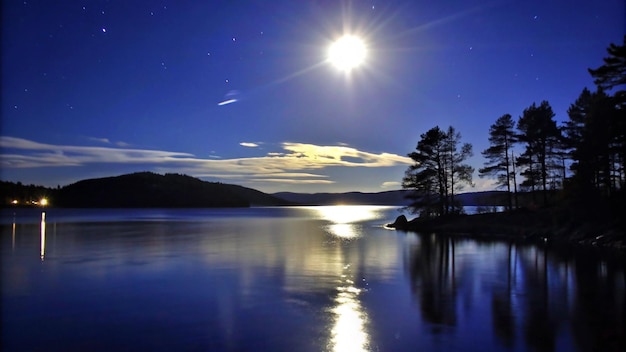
[403,36,625,218]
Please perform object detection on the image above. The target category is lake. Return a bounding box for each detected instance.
[1,206,624,351]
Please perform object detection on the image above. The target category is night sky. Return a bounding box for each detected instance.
[2,0,624,193]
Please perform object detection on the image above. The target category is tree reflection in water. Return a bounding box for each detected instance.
[406,234,457,331]
[491,243,516,348]
[405,233,625,351]
[570,249,626,351]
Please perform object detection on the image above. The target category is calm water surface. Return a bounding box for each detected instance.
[1,206,624,351]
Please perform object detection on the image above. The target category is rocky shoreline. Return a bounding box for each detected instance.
[387,208,625,250]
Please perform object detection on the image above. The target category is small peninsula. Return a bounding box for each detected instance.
[387,206,625,250]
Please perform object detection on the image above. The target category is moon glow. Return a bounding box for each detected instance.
[328,35,367,72]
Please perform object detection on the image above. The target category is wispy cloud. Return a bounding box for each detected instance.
[381,181,401,189]
[248,178,335,185]
[280,143,412,168]
[88,137,111,144]
[0,137,412,186]
[86,136,131,147]
[239,142,259,148]
[0,137,192,168]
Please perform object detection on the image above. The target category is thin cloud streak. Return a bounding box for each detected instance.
[85,136,131,147]
[0,137,193,167]
[381,181,401,189]
[88,137,111,144]
[0,137,412,185]
[248,179,335,185]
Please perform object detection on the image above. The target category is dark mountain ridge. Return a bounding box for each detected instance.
[2,172,291,208]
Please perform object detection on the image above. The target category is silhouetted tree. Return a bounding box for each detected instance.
[479,114,518,210]
[403,127,446,216]
[588,35,626,105]
[588,36,626,195]
[403,126,473,216]
[516,101,562,206]
[564,88,621,201]
[444,126,474,213]
[516,151,541,204]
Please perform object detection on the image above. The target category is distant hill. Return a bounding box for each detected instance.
[272,190,509,206]
[2,172,509,208]
[53,172,291,208]
[272,190,411,205]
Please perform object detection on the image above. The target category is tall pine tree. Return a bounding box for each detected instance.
[588,36,626,192]
[516,101,562,206]
[564,88,621,199]
[403,126,473,216]
[588,35,626,105]
[479,114,517,209]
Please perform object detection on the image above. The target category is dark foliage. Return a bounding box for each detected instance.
[479,114,518,209]
[0,181,54,206]
[403,126,473,217]
[564,89,621,199]
[516,101,562,206]
[588,35,626,105]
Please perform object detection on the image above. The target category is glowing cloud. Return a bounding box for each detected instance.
[0,137,412,188]
[381,181,401,189]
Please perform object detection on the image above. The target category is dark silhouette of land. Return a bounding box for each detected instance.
[1,172,291,208]
[388,205,624,250]
[1,173,511,208]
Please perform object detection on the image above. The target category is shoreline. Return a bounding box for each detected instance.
[387,208,625,251]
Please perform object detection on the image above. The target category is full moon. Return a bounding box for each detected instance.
[328,35,367,72]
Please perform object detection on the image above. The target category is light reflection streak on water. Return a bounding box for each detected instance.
[314,205,381,239]
[330,280,369,352]
[12,217,16,251]
[315,205,380,225]
[40,212,46,261]
[314,206,374,351]
[327,223,360,238]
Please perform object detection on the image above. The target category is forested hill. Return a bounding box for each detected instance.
[272,190,411,205]
[2,172,291,208]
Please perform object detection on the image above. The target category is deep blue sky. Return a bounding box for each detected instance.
[2,0,624,193]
